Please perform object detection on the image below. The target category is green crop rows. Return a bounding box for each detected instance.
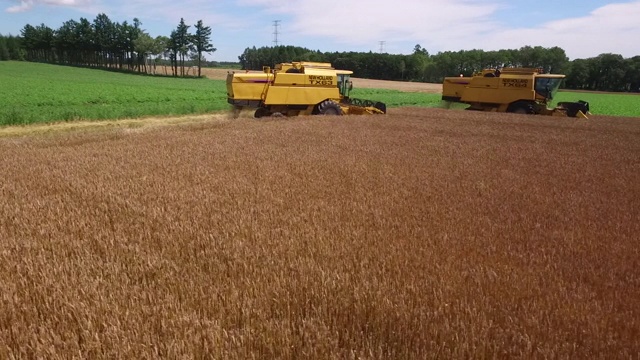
[552,92,639,117]
[1,61,638,126]
[0,61,229,126]
[350,88,445,108]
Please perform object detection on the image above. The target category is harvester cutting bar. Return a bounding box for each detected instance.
[342,98,387,114]
[557,100,590,118]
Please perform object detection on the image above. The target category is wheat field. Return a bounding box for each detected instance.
[1,108,639,359]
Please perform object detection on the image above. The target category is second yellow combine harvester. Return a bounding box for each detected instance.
[226,62,386,118]
[442,67,590,118]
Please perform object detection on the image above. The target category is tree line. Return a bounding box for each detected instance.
[0,34,23,61]
[238,45,640,92]
[3,22,639,92]
[0,14,215,77]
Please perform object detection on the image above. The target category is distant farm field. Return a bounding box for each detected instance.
[1,109,639,358]
[553,91,640,117]
[1,61,638,126]
[0,62,229,126]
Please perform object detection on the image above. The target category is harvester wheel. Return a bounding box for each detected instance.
[317,100,343,116]
[374,102,387,114]
[254,108,270,118]
[507,101,534,115]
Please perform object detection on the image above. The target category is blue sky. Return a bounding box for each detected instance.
[1,0,639,62]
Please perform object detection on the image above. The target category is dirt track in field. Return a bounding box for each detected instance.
[1,108,639,358]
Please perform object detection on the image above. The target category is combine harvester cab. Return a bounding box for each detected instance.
[442,68,590,118]
[227,62,386,118]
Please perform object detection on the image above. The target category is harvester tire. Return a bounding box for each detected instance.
[317,100,343,116]
[507,101,534,115]
[254,108,270,118]
[374,102,387,114]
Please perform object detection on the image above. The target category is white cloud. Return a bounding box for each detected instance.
[4,0,638,60]
[113,0,255,35]
[233,0,640,59]
[5,0,95,13]
[6,1,31,12]
[475,1,640,59]
[239,0,502,44]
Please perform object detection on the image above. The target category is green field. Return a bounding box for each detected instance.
[1,61,638,125]
[1,62,229,126]
[351,90,640,117]
[552,91,640,117]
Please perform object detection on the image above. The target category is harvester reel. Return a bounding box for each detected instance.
[343,98,387,114]
[557,100,590,118]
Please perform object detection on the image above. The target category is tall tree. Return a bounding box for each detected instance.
[93,13,115,67]
[168,30,180,76]
[626,56,640,92]
[405,49,429,81]
[565,59,589,90]
[592,53,626,91]
[0,36,9,60]
[20,25,37,60]
[55,19,78,64]
[32,24,54,62]
[76,17,95,66]
[154,35,170,74]
[174,18,191,76]
[134,32,155,73]
[192,20,216,77]
[121,18,143,71]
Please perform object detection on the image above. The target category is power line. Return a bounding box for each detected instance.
[273,20,281,46]
[379,41,386,53]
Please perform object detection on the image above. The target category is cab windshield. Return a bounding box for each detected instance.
[338,74,351,97]
[535,77,563,100]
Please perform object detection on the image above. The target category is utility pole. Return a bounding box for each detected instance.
[379,41,386,53]
[273,20,281,46]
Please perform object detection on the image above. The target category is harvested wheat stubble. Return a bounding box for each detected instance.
[1,108,639,359]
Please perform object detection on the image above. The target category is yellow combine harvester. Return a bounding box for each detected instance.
[226,62,386,118]
[442,68,590,118]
